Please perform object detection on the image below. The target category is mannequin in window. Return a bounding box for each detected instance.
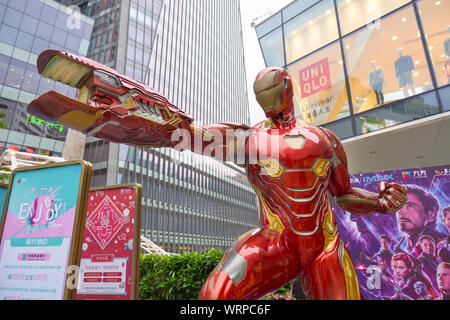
[445,57,450,85]
[444,25,450,59]
[395,48,415,98]
[445,26,450,84]
[369,60,385,106]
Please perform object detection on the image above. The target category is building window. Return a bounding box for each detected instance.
[259,27,285,67]
[322,118,354,140]
[22,65,39,94]
[336,0,411,36]
[284,0,338,64]
[439,85,450,111]
[417,0,450,87]
[5,59,26,89]
[0,55,10,84]
[255,12,282,38]
[288,41,349,125]
[342,4,433,114]
[282,0,321,22]
[0,24,18,46]
[354,91,440,135]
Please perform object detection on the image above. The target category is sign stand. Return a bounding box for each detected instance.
[0,160,92,300]
[76,183,142,300]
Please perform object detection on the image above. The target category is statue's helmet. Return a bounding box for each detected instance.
[253,67,293,119]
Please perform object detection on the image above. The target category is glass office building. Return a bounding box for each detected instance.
[58,0,259,253]
[256,0,450,140]
[0,0,94,156]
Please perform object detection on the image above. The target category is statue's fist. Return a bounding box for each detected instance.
[376,182,407,214]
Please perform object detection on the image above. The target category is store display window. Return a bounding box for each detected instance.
[355,91,440,134]
[284,0,339,65]
[259,27,285,67]
[342,4,433,114]
[417,0,450,87]
[255,12,282,38]
[336,0,410,36]
[322,118,354,139]
[287,41,349,125]
[439,85,450,110]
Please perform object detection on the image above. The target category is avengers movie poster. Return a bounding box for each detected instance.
[332,165,450,300]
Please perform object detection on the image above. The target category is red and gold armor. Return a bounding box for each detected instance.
[28,52,407,300]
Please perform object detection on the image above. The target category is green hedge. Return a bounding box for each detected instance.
[139,249,224,300]
[138,249,294,300]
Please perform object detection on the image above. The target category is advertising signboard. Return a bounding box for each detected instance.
[0,161,92,300]
[0,184,7,221]
[76,184,142,300]
[333,165,450,300]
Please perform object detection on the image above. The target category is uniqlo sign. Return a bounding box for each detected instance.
[299,58,331,98]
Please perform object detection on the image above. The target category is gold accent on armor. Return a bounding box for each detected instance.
[252,185,285,233]
[58,85,103,131]
[238,228,260,241]
[168,116,182,126]
[42,55,91,87]
[312,158,331,177]
[261,118,276,129]
[322,202,361,299]
[112,96,138,111]
[340,242,362,300]
[77,86,89,104]
[257,159,284,178]
[322,201,338,251]
[58,109,103,131]
[122,97,137,110]
[190,125,215,140]
[155,103,172,118]
[284,135,306,150]
[253,70,284,112]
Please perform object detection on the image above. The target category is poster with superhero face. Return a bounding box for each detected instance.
[332,165,450,300]
[76,184,141,300]
[0,161,91,300]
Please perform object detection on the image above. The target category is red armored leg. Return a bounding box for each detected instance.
[199,228,301,300]
[300,236,362,300]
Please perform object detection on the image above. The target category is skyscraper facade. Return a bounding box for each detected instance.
[58,0,259,253]
[0,0,94,157]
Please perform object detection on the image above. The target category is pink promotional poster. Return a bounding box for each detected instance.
[332,165,450,300]
[76,184,141,300]
[0,162,90,300]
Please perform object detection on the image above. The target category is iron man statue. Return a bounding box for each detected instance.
[28,50,407,300]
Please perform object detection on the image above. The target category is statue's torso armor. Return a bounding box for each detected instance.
[246,119,338,263]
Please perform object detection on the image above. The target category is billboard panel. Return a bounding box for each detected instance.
[0,184,7,222]
[0,161,92,300]
[333,165,450,300]
[76,184,142,300]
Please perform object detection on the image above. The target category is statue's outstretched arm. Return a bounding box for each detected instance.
[321,127,407,215]
[28,50,251,164]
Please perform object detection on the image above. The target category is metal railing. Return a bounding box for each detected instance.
[0,149,66,183]
[140,234,176,256]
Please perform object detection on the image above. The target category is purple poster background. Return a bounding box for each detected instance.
[332,165,450,300]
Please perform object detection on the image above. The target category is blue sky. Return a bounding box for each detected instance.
[239,0,293,125]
